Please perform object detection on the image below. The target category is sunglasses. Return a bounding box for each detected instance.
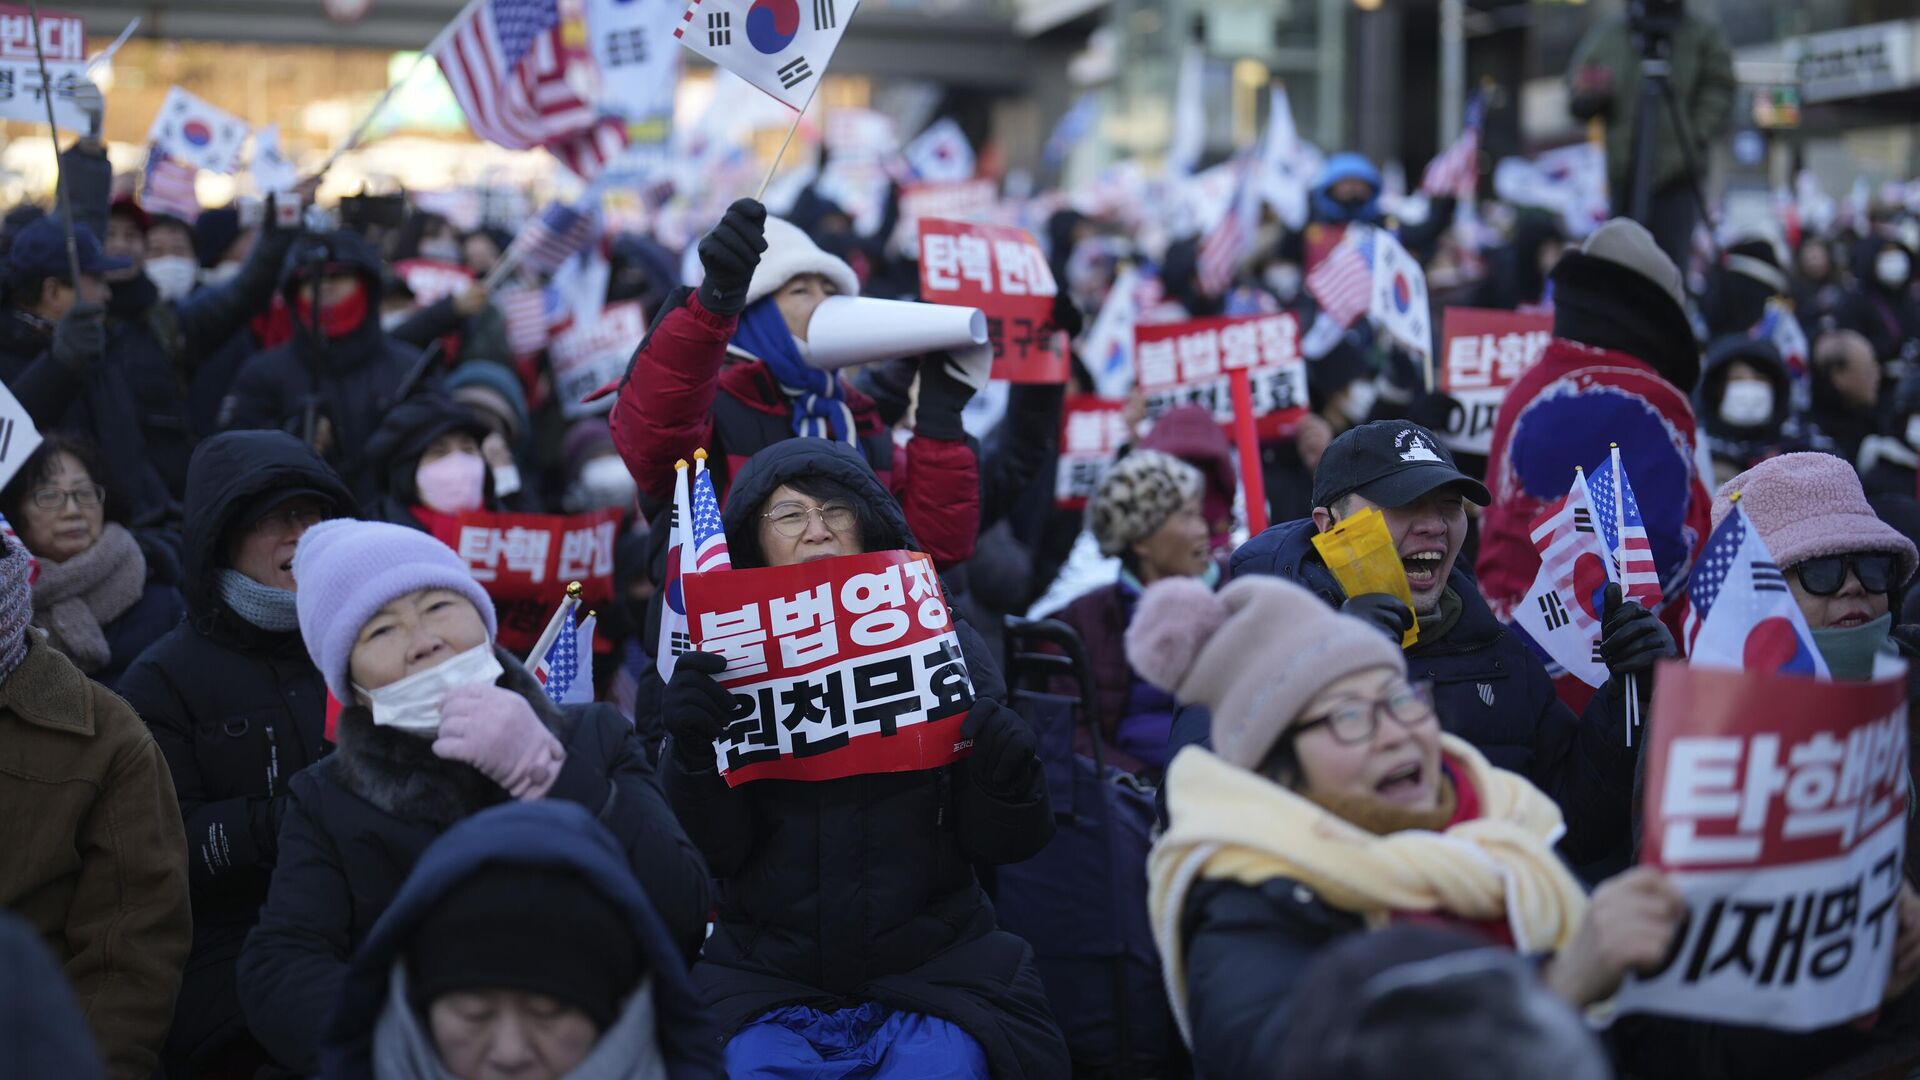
[1794,553,1897,596]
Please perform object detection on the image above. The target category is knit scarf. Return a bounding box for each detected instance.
[218,569,300,633]
[30,524,146,675]
[0,538,32,682]
[1147,736,1588,1042]
[732,296,854,444]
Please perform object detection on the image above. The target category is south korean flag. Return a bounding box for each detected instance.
[145,87,250,175]
[671,0,859,109]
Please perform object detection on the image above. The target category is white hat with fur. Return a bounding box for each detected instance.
[744,216,860,308]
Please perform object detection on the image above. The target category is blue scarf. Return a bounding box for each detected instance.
[731,297,855,444]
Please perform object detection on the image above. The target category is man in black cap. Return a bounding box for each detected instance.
[1181,420,1674,878]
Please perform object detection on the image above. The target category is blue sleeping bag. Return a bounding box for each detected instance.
[726,1002,991,1079]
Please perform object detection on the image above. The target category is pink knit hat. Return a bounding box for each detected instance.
[1712,453,1918,585]
[1124,576,1406,771]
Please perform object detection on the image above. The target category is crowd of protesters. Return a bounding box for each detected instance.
[15,49,1920,1080]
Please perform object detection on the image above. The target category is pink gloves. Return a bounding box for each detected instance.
[434,685,566,800]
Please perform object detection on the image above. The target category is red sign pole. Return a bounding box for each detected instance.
[1229,368,1268,536]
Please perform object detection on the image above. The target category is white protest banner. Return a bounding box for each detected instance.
[0,378,42,490]
[1435,307,1551,455]
[893,178,997,253]
[147,86,250,175]
[672,0,860,110]
[1055,395,1129,511]
[392,258,473,307]
[1616,662,1909,1031]
[684,549,976,787]
[250,123,299,196]
[0,4,88,133]
[550,300,644,418]
[1133,313,1308,439]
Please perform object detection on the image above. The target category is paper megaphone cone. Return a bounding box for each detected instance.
[803,296,988,372]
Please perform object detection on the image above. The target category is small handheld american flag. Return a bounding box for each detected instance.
[1306,225,1376,329]
[1585,445,1664,613]
[515,201,599,275]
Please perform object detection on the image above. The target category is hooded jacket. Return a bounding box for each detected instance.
[237,650,711,1076]
[606,287,981,568]
[363,392,500,529]
[116,431,355,1071]
[658,439,1068,1078]
[321,800,725,1079]
[220,230,423,507]
[1696,335,1795,478]
[1227,519,1635,872]
[1837,237,1920,366]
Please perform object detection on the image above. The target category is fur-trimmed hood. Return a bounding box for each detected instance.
[327,647,573,827]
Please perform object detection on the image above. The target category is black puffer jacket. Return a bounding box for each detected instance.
[660,439,1067,1078]
[219,230,422,507]
[236,654,711,1075]
[116,430,354,1073]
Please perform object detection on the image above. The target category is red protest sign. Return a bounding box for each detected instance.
[0,5,83,61]
[918,218,1067,384]
[682,550,976,787]
[1435,307,1551,455]
[1616,661,1910,1031]
[1055,396,1130,511]
[427,509,622,652]
[1133,313,1308,440]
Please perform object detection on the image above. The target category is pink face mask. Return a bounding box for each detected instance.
[416,451,487,514]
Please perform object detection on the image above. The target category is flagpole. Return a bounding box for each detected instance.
[524,582,583,668]
[26,0,81,289]
[308,0,484,181]
[756,87,818,202]
[1608,442,1639,743]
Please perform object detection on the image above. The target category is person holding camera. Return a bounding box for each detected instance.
[1567,0,1735,271]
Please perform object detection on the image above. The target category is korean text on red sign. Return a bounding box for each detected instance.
[1055,396,1130,511]
[1435,307,1550,456]
[0,5,83,60]
[427,509,622,652]
[917,217,1066,385]
[683,550,976,788]
[0,5,86,132]
[1615,662,1910,1031]
[1133,313,1308,440]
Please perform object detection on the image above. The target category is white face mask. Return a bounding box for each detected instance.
[146,255,199,302]
[1263,264,1302,303]
[1876,250,1911,289]
[1339,378,1379,425]
[1905,414,1920,450]
[419,238,461,263]
[573,455,638,510]
[491,462,522,499]
[354,642,503,735]
[1718,379,1774,427]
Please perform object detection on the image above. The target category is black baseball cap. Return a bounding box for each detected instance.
[5,217,129,280]
[1311,420,1491,511]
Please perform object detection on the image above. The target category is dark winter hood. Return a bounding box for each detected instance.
[721,439,916,555]
[321,799,725,1079]
[1310,153,1385,225]
[179,430,355,620]
[278,227,386,303]
[1550,251,1701,394]
[1698,334,1791,443]
[364,392,492,507]
[1853,235,1915,296]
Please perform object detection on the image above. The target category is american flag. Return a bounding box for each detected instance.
[1513,470,1611,688]
[1585,447,1664,612]
[1307,224,1376,329]
[499,284,563,356]
[1419,92,1483,200]
[690,465,731,573]
[433,0,626,180]
[531,597,596,704]
[656,461,694,682]
[142,149,200,223]
[1198,153,1260,298]
[1683,503,1826,675]
[515,201,599,274]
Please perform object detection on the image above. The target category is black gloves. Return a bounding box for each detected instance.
[697,199,768,317]
[913,354,976,441]
[51,301,105,374]
[960,698,1039,798]
[1600,583,1676,698]
[663,651,732,772]
[1342,592,1415,643]
[1049,289,1084,341]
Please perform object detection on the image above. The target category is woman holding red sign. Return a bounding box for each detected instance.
[605,199,984,570]
[659,439,1068,1078]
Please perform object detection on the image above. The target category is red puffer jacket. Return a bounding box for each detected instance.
[606,289,980,568]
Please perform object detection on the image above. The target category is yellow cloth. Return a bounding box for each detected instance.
[1146,736,1590,1040]
[1310,506,1420,647]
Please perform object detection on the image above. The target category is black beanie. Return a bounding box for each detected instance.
[194,207,243,269]
[1550,250,1701,394]
[405,865,643,1032]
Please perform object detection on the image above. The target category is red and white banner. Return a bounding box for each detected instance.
[428,508,623,652]
[917,218,1066,384]
[1617,662,1910,1031]
[1133,313,1308,439]
[550,300,643,418]
[1055,396,1129,511]
[393,258,474,308]
[0,4,87,132]
[683,550,976,787]
[1435,307,1551,456]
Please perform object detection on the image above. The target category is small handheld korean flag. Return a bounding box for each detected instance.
[656,459,696,682]
[1685,496,1829,679]
[672,0,859,109]
[146,87,250,175]
[1368,229,1431,362]
[1514,469,1612,689]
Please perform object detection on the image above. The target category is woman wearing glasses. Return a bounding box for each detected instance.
[0,435,184,690]
[659,439,1068,1078]
[1131,575,1705,1080]
[1713,453,1918,680]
